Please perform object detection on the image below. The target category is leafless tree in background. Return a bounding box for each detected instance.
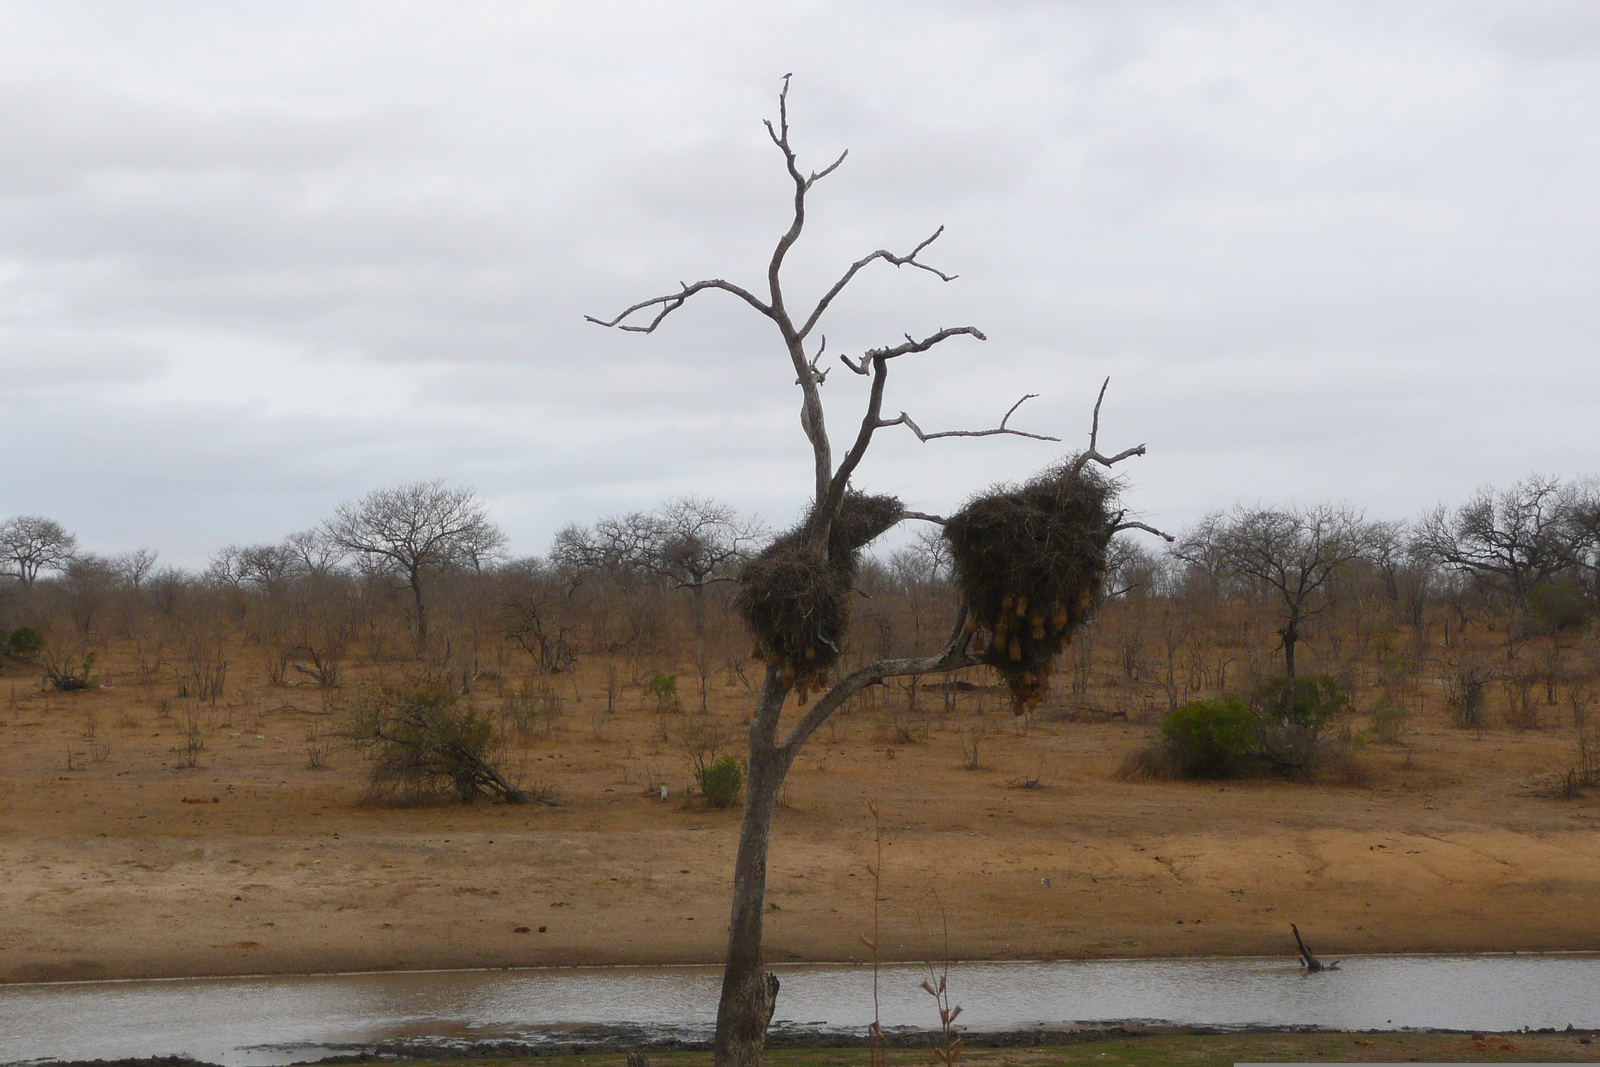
[1414,475,1593,606]
[1180,504,1372,685]
[500,557,579,675]
[61,553,118,639]
[0,516,79,590]
[648,497,765,610]
[325,480,507,653]
[283,528,345,577]
[111,548,159,592]
[560,497,762,624]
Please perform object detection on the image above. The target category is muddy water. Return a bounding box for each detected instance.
[4,955,1599,1066]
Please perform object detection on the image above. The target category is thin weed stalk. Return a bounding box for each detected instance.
[921,893,964,1067]
[860,798,885,1067]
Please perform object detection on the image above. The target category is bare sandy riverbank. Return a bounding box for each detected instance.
[4,658,1599,983]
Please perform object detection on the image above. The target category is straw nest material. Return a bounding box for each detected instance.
[944,463,1118,714]
[736,491,904,696]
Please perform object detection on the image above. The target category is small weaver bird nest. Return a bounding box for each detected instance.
[736,491,903,700]
[944,463,1118,714]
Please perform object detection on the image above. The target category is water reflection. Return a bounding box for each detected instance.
[3,955,1597,1066]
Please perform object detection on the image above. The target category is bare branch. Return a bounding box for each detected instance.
[586,278,772,333]
[1112,520,1175,543]
[904,510,947,526]
[806,149,848,190]
[1089,375,1108,450]
[868,325,985,360]
[796,226,957,340]
[882,393,1060,443]
[1001,393,1034,425]
[676,574,740,589]
[1070,377,1147,474]
[763,74,794,150]
[814,327,994,540]
[781,606,976,753]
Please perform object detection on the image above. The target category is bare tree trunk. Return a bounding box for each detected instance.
[714,669,791,1067]
[410,569,429,653]
[693,582,710,713]
[1281,617,1299,685]
[712,621,980,1067]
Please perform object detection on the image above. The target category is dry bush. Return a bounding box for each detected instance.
[305,723,331,769]
[42,648,97,692]
[878,701,920,745]
[1314,747,1375,788]
[350,686,526,805]
[501,676,562,740]
[1114,743,1173,781]
[679,713,734,777]
[957,722,987,770]
[177,705,204,769]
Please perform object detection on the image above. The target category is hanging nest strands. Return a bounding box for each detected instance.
[736,491,904,697]
[944,462,1119,714]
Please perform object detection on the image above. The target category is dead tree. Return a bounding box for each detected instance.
[1179,504,1371,686]
[1290,922,1339,972]
[324,480,507,653]
[588,78,1160,1067]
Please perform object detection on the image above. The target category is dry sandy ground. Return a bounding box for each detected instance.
[2,660,1599,983]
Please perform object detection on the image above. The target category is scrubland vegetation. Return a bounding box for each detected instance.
[3,475,1600,990]
[5,472,1600,799]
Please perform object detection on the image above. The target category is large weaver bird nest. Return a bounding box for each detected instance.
[736,491,904,698]
[944,463,1119,714]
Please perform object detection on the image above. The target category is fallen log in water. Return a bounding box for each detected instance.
[1291,923,1340,972]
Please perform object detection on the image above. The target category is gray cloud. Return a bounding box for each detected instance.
[1,1,1597,565]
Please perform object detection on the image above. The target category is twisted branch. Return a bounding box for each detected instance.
[1113,520,1175,543]
[882,392,1059,443]
[796,227,957,341]
[812,326,992,549]
[585,279,772,333]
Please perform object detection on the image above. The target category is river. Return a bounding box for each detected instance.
[4,954,1598,1066]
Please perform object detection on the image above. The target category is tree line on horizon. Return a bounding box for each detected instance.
[5,472,1600,739]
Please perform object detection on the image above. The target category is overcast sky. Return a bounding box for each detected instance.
[3,1,1599,566]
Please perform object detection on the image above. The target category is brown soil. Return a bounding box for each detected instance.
[2,653,1598,984]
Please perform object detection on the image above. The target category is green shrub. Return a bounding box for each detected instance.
[1529,580,1588,632]
[1252,675,1347,773]
[4,627,44,661]
[1368,698,1411,745]
[696,754,744,808]
[647,671,679,711]
[1159,698,1257,778]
